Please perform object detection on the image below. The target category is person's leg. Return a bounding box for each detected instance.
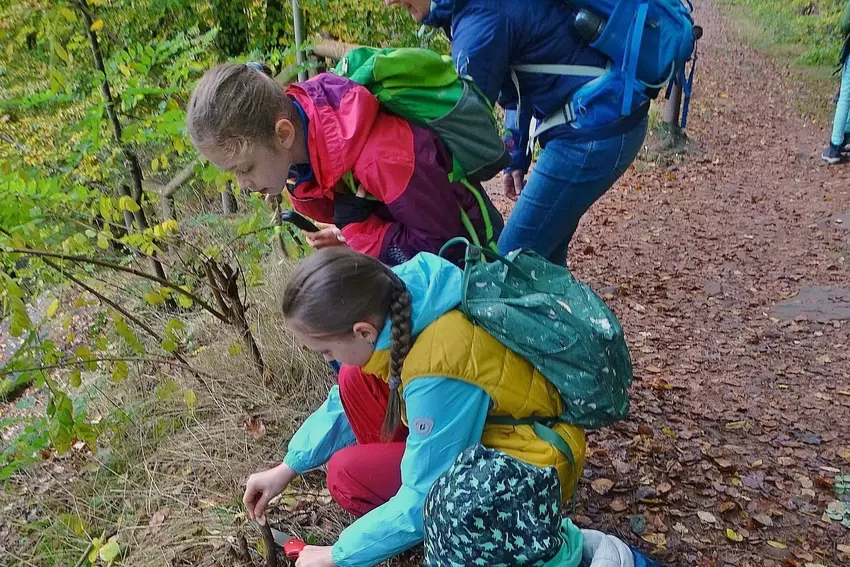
[842,63,850,148]
[497,118,647,265]
[338,365,408,445]
[832,63,850,147]
[326,442,406,516]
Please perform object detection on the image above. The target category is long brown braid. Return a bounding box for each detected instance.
[280,247,414,441]
[382,272,413,440]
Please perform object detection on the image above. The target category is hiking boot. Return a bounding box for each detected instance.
[822,143,843,164]
[842,133,850,153]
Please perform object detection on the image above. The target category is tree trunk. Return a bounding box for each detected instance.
[660,71,687,149]
[662,74,683,133]
[77,0,166,280]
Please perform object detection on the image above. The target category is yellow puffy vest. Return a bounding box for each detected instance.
[362,310,586,502]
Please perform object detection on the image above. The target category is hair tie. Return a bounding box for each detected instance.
[389,376,401,390]
[245,61,264,73]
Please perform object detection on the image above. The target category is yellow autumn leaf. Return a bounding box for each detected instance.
[726,528,743,542]
[59,7,77,22]
[767,541,787,549]
[90,19,104,32]
[55,43,69,63]
[46,299,59,317]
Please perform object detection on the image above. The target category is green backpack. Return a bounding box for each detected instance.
[441,239,633,431]
[333,47,510,183]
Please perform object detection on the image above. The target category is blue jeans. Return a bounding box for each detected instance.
[497,118,648,265]
[831,63,850,146]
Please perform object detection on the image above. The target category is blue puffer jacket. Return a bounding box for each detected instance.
[423,0,649,172]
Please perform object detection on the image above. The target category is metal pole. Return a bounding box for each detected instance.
[291,0,307,82]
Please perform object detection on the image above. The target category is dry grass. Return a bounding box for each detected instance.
[0,255,346,566]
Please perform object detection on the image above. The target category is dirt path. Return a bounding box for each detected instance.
[490,0,850,564]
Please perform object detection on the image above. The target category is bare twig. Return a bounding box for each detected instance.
[257,518,279,567]
[4,248,227,323]
[203,261,231,317]
[162,157,201,197]
[0,356,215,379]
[72,539,95,567]
[237,534,251,562]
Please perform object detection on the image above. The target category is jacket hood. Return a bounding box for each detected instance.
[375,252,462,350]
[286,74,380,200]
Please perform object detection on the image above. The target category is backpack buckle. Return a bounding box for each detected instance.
[466,245,481,264]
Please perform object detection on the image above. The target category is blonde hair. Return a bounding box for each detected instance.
[282,247,413,440]
[186,63,295,159]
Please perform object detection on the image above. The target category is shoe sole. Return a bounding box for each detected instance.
[822,154,842,164]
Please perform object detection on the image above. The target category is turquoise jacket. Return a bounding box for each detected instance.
[283,254,492,567]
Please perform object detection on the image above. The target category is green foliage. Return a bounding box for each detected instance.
[732,0,847,66]
[0,0,421,502]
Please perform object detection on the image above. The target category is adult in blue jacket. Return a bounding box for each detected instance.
[386,0,649,265]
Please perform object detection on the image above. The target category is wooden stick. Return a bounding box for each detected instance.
[257,516,279,567]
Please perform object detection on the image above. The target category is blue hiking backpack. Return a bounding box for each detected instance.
[520,0,698,138]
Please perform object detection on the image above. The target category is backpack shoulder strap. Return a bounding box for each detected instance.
[511,64,607,77]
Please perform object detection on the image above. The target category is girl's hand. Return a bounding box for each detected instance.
[243,463,297,521]
[305,221,347,249]
[295,545,336,567]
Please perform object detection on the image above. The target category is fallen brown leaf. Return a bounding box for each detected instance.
[719,501,739,513]
[148,508,170,536]
[697,510,717,524]
[243,416,267,439]
[641,533,667,547]
[591,478,615,495]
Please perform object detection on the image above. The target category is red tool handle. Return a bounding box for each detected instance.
[283,537,307,559]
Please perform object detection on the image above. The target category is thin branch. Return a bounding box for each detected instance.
[0,356,215,379]
[74,0,123,46]
[72,540,95,567]
[203,261,230,317]
[162,157,201,197]
[42,258,178,353]
[4,248,227,323]
[39,258,221,395]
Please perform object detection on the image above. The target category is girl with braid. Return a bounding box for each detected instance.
[243,247,586,567]
[188,63,506,466]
